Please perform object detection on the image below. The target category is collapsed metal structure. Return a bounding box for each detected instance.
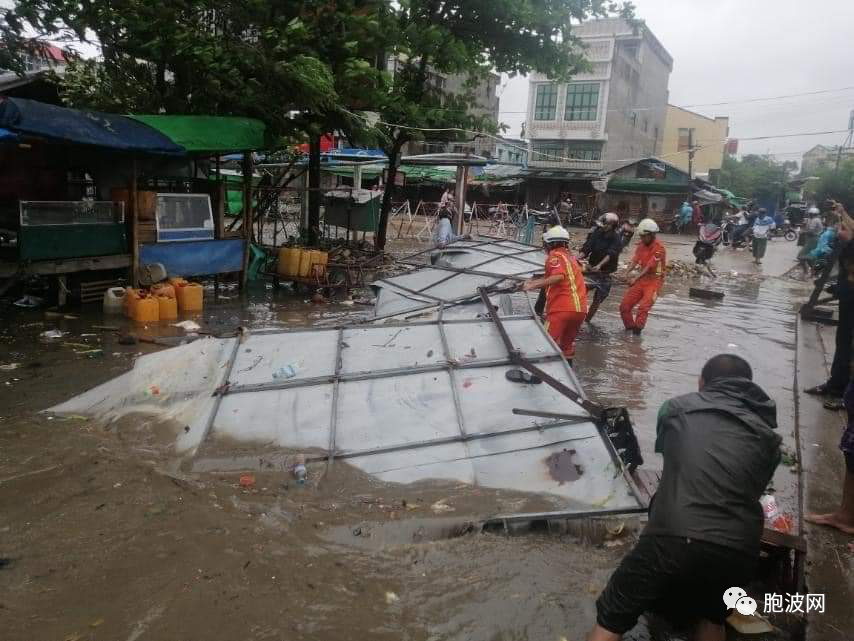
[50,236,647,521]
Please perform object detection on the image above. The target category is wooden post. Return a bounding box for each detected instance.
[131,155,139,287]
[240,151,253,290]
[308,136,321,246]
[454,165,465,235]
[57,275,67,307]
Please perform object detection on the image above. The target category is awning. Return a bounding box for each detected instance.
[0,97,184,154]
[128,114,266,154]
[321,164,386,179]
[606,178,691,194]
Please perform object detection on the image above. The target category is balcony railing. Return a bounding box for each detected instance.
[527,158,603,172]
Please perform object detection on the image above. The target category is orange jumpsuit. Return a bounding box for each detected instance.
[620,239,666,330]
[543,247,588,359]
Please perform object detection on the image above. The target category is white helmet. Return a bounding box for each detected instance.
[636,218,660,235]
[597,212,620,227]
[543,225,570,244]
[808,206,820,215]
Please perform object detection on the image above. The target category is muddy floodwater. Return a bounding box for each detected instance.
[0,234,809,641]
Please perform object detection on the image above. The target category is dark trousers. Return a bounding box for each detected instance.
[828,297,854,392]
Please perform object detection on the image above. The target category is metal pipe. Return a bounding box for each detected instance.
[223,353,565,396]
[195,335,243,455]
[438,306,468,438]
[327,327,345,467]
[482,506,648,527]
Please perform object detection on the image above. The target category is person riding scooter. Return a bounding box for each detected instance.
[693,217,724,276]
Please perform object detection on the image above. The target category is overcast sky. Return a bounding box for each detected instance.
[498,0,854,163]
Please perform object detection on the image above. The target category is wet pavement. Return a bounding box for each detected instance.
[797,317,854,641]
[0,231,845,641]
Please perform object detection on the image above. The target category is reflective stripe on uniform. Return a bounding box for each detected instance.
[545,252,583,312]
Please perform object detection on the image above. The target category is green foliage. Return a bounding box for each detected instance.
[717,154,792,203]
[810,159,854,210]
[3,1,389,142]
[372,0,635,246]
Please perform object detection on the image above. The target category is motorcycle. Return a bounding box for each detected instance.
[769,219,798,241]
[693,222,723,270]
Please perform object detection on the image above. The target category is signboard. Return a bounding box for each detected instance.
[726,139,739,154]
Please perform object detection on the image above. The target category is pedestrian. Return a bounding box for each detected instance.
[587,354,781,641]
[691,199,703,227]
[805,200,854,406]
[522,226,587,362]
[797,206,824,271]
[579,212,624,322]
[804,380,854,536]
[619,218,666,335]
[439,187,453,211]
[802,225,837,275]
[751,208,776,264]
[619,219,636,247]
[433,209,470,247]
[678,200,693,233]
[559,195,573,226]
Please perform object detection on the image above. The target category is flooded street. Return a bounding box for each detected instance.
[0,233,811,641]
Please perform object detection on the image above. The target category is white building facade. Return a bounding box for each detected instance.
[525,18,672,175]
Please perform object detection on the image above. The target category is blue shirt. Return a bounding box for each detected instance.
[434,217,462,246]
[680,202,693,223]
[752,215,776,239]
[808,227,837,260]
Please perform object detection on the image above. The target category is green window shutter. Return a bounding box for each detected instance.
[564,83,600,121]
[534,84,558,121]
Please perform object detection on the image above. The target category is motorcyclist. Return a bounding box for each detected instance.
[694,217,724,276]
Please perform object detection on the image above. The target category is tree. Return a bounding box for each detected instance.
[810,158,854,210]
[717,154,793,204]
[371,0,635,249]
[2,1,387,139]
[3,0,392,244]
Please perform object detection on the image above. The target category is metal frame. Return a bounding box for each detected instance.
[479,287,647,511]
[192,313,645,516]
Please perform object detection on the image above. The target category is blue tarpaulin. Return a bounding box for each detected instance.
[139,239,245,277]
[0,97,184,154]
[0,127,17,142]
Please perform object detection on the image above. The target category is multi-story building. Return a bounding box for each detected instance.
[388,57,501,159]
[524,17,672,204]
[0,42,68,103]
[493,137,527,165]
[801,144,854,175]
[661,105,729,180]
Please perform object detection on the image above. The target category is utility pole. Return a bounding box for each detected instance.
[835,109,854,171]
[687,128,695,178]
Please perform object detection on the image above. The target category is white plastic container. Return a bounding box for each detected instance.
[103,287,126,315]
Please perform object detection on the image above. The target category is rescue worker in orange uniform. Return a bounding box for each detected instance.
[619,218,666,335]
[522,226,588,362]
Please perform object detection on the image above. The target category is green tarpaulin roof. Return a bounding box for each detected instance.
[129,115,266,154]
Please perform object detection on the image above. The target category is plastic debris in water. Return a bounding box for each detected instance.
[40,329,66,339]
[293,453,307,485]
[172,320,201,331]
[273,363,299,379]
[385,591,399,604]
